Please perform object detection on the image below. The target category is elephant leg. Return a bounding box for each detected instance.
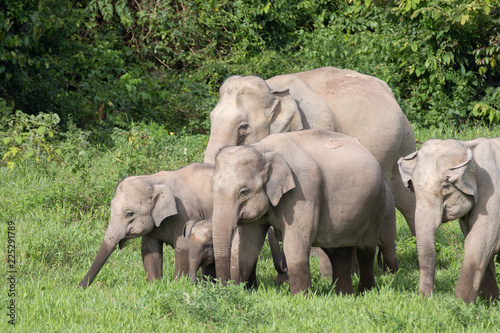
[389,162,416,236]
[456,222,498,303]
[478,258,499,301]
[173,236,189,279]
[141,236,164,282]
[322,247,354,295]
[378,200,399,273]
[316,248,359,278]
[356,246,376,293]
[317,248,332,278]
[268,227,289,285]
[247,260,259,289]
[283,236,312,295]
[231,224,267,287]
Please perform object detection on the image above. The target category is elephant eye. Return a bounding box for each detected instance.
[441,183,453,196]
[239,188,250,198]
[238,123,250,135]
[125,211,134,218]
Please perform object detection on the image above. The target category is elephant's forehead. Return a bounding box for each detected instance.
[419,140,468,170]
[216,147,263,168]
[220,75,269,97]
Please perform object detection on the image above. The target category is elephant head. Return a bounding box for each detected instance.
[398,139,476,296]
[211,146,295,282]
[183,219,215,283]
[204,75,303,163]
[79,176,178,289]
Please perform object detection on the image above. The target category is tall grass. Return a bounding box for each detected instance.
[1,123,499,332]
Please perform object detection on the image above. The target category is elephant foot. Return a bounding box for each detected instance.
[275,273,289,285]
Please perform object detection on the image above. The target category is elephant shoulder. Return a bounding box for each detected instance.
[462,138,500,176]
[176,163,214,183]
[464,138,500,155]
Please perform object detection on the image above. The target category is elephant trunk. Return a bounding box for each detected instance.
[414,199,442,297]
[79,238,117,289]
[188,255,203,284]
[79,223,126,289]
[212,206,238,284]
[203,122,238,164]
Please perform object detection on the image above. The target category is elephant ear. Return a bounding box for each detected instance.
[442,148,477,203]
[151,185,178,227]
[269,89,304,133]
[398,151,418,191]
[183,220,196,239]
[263,151,296,206]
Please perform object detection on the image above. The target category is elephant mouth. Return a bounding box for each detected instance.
[118,239,128,249]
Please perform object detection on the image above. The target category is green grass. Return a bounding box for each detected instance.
[1,123,499,332]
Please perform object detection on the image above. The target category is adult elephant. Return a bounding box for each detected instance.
[204,67,416,234]
[211,130,398,294]
[398,138,500,303]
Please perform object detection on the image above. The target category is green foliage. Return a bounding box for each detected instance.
[110,122,207,176]
[0,1,84,111]
[390,0,499,126]
[161,281,268,329]
[474,33,500,76]
[0,108,63,169]
[296,0,500,127]
[1,0,500,140]
[472,87,500,124]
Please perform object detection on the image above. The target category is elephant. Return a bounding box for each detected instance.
[398,138,500,303]
[79,163,287,288]
[211,129,398,295]
[183,219,289,285]
[183,219,216,284]
[204,66,417,236]
[78,163,214,288]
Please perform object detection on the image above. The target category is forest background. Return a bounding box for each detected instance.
[1,0,499,149]
[1,1,500,331]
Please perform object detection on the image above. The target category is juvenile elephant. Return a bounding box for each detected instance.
[211,129,398,295]
[183,219,215,284]
[204,67,416,235]
[79,163,214,288]
[398,138,500,303]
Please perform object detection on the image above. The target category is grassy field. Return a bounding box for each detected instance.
[1,123,499,332]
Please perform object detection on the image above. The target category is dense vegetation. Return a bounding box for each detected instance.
[1,0,499,143]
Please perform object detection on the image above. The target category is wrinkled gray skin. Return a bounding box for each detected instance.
[398,138,500,303]
[183,219,289,285]
[211,129,398,295]
[204,67,416,236]
[183,219,216,284]
[79,163,214,289]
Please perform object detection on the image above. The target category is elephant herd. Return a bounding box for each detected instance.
[79,67,500,304]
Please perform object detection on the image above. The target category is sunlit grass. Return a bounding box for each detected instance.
[1,123,499,331]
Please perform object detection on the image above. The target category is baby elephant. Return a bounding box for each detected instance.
[183,219,215,284]
[398,137,500,303]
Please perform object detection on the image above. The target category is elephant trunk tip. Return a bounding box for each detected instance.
[78,277,91,289]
